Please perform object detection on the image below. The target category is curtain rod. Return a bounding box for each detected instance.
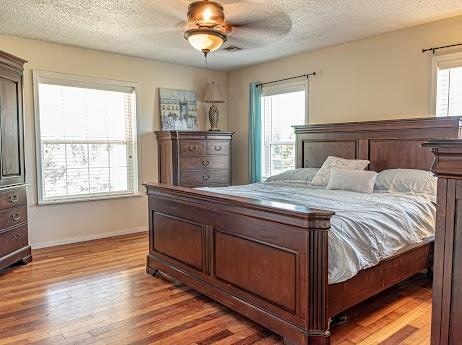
[422,43,462,54]
[256,72,316,87]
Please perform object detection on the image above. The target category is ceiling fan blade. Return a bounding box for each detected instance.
[224,2,273,25]
[225,16,292,49]
[149,0,188,23]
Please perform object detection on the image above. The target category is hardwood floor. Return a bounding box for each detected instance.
[0,233,432,345]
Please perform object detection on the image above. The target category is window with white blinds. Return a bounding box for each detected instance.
[434,53,462,117]
[261,81,308,179]
[33,71,139,204]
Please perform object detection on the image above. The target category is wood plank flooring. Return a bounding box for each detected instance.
[0,233,432,345]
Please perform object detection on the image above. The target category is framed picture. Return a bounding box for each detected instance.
[159,88,198,130]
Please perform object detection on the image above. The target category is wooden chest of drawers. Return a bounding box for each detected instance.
[0,50,30,272]
[0,185,31,270]
[156,131,234,187]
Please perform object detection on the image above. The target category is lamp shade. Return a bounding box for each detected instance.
[203,81,225,103]
[185,30,225,53]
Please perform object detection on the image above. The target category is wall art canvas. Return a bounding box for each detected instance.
[159,88,198,130]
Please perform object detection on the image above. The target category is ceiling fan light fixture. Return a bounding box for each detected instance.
[184,0,229,55]
[185,29,227,55]
[187,0,225,27]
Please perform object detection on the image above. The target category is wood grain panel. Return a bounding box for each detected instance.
[180,169,230,186]
[296,117,462,172]
[214,231,297,312]
[0,224,27,257]
[180,140,206,156]
[0,185,26,209]
[206,140,230,155]
[449,189,462,344]
[158,140,173,184]
[302,140,357,168]
[0,78,21,177]
[153,212,204,271]
[180,155,230,170]
[0,205,26,231]
[369,139,433,172]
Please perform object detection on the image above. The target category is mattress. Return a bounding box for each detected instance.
[200,182,435,284]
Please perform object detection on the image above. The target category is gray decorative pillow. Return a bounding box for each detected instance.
[311,156,370,186]
[326,168,378,193]
[265,168,319,184]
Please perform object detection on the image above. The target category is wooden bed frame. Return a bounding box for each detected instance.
[145,117,462,345]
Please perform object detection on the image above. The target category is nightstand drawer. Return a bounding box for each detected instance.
[0,225,28,258]
[207,140,230,155]
[0,186,27,210]
[0,206,27,231]
[180,156,230,170]
[180,170,230,186]
[180,141,206,156]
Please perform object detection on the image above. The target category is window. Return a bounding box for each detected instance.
[33,71,139,204]
[261,81,308,179]
[433,53,462,117]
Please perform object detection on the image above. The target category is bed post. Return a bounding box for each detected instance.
[422,139,462,345]
[283,215,331,345]
[307,218,331,345]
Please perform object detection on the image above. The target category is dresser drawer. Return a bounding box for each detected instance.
[0,225,28,258]
[180,141,206,156]
[0,186,26,210]
[0,206,27,231]
[180,156,230,170]
[180,170,230,186]
[207,140,230,155]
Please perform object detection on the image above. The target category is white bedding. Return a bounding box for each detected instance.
[200,182,435,284]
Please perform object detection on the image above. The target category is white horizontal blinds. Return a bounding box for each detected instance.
[436,58,462,117]
[261,81,306,179]
[37,79,138,202]
[261,82,306,97]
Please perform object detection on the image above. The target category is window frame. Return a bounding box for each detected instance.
[260,79,309,179]
[261,79,309,123]
[431,51,462,116]
[33,70,142,205]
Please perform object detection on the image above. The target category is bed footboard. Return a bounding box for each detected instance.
[145,183,334,345]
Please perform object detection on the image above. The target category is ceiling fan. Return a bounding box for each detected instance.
[157,0,292,57]
[184,0,230,55]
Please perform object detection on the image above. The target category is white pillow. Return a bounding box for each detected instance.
[265,168,319,184]
[326,168,378,193]
[311,156,370,186]
[374,169,437,202]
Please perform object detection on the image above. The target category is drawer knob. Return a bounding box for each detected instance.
[11,212,21,221]
[202,174,210,181]
[9,195,18,203]
[214,145,222,151]
[187,145,197,152]
[202,160,210,167]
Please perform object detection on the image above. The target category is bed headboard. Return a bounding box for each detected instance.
[294,117,462,171]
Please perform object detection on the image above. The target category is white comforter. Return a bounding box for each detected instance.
[200,182,435,284]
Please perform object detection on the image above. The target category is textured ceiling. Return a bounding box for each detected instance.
[0,0,462,71]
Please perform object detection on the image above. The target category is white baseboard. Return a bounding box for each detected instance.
[31,226,148,249]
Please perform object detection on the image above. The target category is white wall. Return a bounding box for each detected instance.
[228,15,462,185]
[0,35,228,248]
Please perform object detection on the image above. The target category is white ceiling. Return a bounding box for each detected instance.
[1,0,462,71]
